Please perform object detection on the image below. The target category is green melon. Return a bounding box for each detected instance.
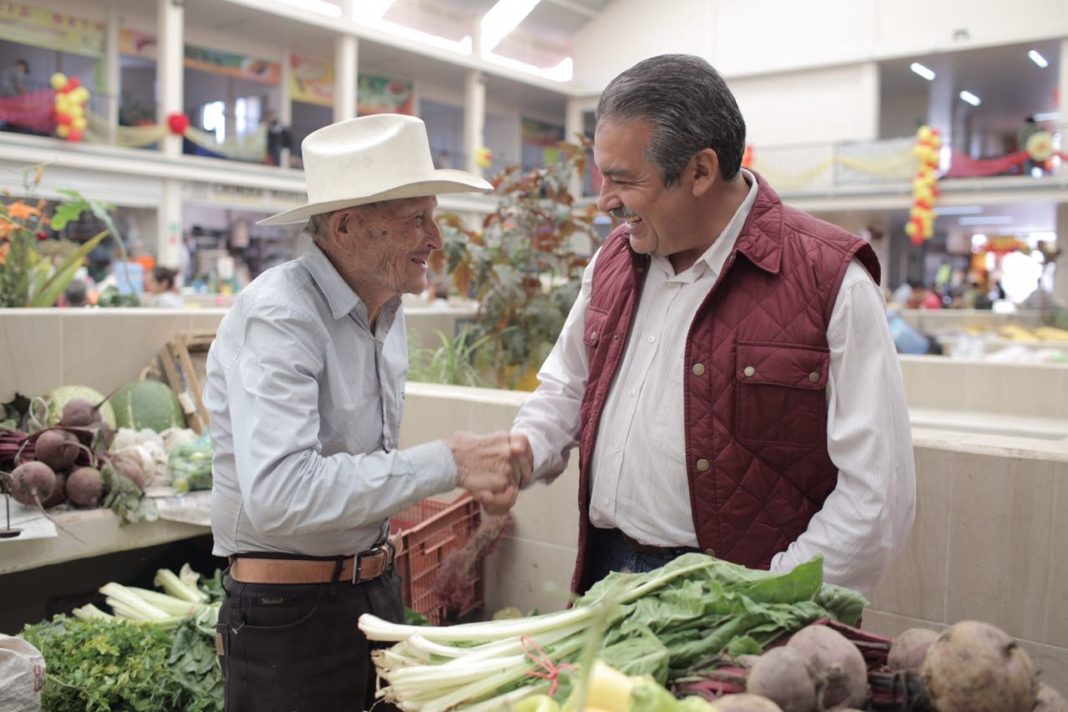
[45,385,117,428]
[107,380,185,432]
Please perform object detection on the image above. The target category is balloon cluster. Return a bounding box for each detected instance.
[907,126,941,245]
[51,72,89,142]
[742,144,755,169]
[475,146,493,170]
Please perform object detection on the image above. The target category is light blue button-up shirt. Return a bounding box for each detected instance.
[205,242,457,557]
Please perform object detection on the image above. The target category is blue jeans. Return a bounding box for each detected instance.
[585,527,697,588]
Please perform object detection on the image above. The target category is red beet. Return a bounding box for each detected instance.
[34,429,81,471]
[111,455,145,491]
[41,472,67,509]
[66,466,103,508]
[8,461,57,507]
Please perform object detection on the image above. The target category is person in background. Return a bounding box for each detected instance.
[0,59,29,97]
[511,54,915,597]
[61,278,89,307]
[142,265,184,308]
[203,114,530,712]
[266,111,292,167]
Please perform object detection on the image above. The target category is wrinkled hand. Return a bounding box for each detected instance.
[448,431,532,515]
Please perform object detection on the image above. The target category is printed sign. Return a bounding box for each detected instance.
[0,3,105,56]
[290,53,333,107]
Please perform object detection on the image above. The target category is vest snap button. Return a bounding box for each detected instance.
[692,363,706,376]
[808,371,820,383]
[743,366,755,377]
[696,458,710,471]
[589,331,598,344]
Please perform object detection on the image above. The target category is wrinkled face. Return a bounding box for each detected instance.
[331,196,442,300]
[594,118,690,258]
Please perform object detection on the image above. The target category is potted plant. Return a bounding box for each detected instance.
[431,140,598,389]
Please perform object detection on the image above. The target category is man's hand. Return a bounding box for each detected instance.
[448,431,532,514]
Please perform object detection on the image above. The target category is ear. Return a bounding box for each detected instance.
[328,208,354,239]
[689,148,720,197]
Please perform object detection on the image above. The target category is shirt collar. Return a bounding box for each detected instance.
[298,241,403,328]
[692,168,759,274]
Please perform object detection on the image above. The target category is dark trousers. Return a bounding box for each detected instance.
[216,569,405,712]
[585,527,695,586]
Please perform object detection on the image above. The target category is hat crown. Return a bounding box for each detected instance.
[302,114,435,205]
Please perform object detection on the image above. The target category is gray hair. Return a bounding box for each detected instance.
[304,212,332,247]
[596,54,746,186]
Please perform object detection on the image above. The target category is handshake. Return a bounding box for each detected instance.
[447,431,532,515]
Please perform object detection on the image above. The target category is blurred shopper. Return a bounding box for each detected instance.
[0,59,28,97]
[142,265,184,308]
[511,54,915,596]
[266,111,292,167]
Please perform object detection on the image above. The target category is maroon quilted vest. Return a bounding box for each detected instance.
[572,176,880,593]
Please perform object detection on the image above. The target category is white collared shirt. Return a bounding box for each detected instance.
[513,171,915,594]
[205,242,457,557]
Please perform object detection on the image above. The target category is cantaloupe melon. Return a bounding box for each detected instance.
[108,381,185,433]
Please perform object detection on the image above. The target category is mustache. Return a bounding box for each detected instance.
[609,206,637,220]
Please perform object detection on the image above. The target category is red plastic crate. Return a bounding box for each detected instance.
[390,494,481,625]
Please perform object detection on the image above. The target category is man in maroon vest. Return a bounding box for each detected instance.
[512,54,915,596]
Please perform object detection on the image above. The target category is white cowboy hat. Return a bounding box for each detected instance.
[258,114,492,226]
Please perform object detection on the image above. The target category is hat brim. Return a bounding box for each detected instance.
[257,169,494,226]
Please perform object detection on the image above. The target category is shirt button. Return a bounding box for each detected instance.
[648,335,656,343]
[808,371,820,383]
[613,445,620,453]
[692,363,706,376]
[743,366,756,377]
[628,389,636,397]
[696,458,710,471]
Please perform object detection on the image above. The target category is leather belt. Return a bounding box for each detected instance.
[229,544,395,585]
[609,528,702,558]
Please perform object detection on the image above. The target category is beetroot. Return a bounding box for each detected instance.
[887,627,939,671]
[7,461,57,507]
[66,466,104,507]
[921,620,1037,712]
[40,472,67,509]
[59,398,99,427]
[786,625,869,709]
[713,693,784,711]
[746,647,817,712]
[34,428,81,471]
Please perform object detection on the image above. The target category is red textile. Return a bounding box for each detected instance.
[0,88,56,133]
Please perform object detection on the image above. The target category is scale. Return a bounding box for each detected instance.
[1,492,23,539]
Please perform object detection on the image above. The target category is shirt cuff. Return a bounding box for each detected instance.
[403,439,459,498]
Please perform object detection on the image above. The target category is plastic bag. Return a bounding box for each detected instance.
[168,432,214,493]
[0,634,45,712]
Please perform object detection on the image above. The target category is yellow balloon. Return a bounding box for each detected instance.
[905,222,917,237]
[50,72,67,91]
[72,116,87,131]
[56,124,70,138]
[917,126,932,142]
[73,87,89,103]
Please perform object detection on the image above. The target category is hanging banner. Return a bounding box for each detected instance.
[357,74,413,115]
[521,117,565,165]
[0,4,104,57]
[119,28,280,85]
[290,53,333,107]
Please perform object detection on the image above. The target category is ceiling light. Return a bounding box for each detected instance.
[959,215,1011,226]
[483,52,572,82]
[910,62,935,81]
[273,0,342,18]
[1033,111,1060,122]
[959,90,981,106]
[934,205,983,216]
[1028,50,1049,68]
[481,0,541,54]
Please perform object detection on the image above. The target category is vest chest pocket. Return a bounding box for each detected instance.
[734,341,829,447]
[584,306,611,350]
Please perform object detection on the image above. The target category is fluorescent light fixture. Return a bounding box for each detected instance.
[360,0,395,20]
[483,52,572,82]
[481,0,541,54]
[910,62,935,81]
[959,215,1011,226]
[273,0,342,18]
[1033,111,1060,122]
[934,205,983,216]
[1028,50,1049,68]
[959,90,981,106]
[357,16,473,54]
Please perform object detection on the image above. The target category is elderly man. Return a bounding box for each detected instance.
[513,54,915,597]
[204,114,528,711]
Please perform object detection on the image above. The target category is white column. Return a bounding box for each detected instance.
[158,0,184,158]
[334,35,357,122]
[157,179,183,268]
[105,5,120,145]
[565,97,584,196]
[463,69,486,176]
[1055,203,1068,306]
[279,47,292,168]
